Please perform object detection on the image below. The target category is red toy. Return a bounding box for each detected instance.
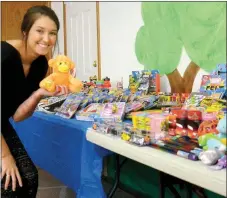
[173,109,188,136]
[187,110,202,139]
[103,77,111,88]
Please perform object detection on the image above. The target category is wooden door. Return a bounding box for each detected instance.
[1,2,50,41]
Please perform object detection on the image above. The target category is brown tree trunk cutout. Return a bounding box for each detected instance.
[167,69,185,93]
[183,61,200,93]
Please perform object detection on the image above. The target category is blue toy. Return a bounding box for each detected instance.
[217,115,227,139]
[198,133,226,152]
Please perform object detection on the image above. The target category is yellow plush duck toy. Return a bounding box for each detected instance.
[40,55,83,93]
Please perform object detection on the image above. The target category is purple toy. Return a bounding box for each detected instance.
[210,155,227,170]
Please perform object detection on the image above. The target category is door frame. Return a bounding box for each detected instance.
[63,2,102,80]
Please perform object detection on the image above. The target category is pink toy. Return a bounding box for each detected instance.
[202,113,217,121]
[100,102,126,122]
[149,114,167,139]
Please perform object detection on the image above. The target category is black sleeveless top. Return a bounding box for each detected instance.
[1,41,48,137]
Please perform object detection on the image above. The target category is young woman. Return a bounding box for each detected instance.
[1,5,68,197]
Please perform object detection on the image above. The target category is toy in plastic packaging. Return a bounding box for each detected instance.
[100,102,126,122]
[149,114,168,140]
[55,93,84,118]
[36,94,68,114]
[121,123,134,141]
[156,93,181,108]
[171,109,188,136]
[200,74,226,98]
[76,103,105,121]
[187,110,202,139]
[182,92,208,110]
[92,121,124,136]
[129,132,151,146]
[148,70,160,94]
[78,95,93,110]
[125,101,143,114]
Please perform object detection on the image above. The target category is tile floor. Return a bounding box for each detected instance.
[37,168,135,198]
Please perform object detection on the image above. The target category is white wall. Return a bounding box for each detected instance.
[99,2,144,88]
[99,2,208,91]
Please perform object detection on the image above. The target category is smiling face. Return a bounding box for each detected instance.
[25,16,57,56]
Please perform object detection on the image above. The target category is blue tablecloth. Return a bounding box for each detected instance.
[10,112,111,198]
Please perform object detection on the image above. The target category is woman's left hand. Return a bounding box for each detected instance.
[55,85,69,96]
[36,86,69,98]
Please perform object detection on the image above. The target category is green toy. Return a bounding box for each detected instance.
[198,133,226,151]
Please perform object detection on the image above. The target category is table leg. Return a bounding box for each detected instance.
[167,184,181,198]
[107,154,120,198]
[185,182,193,198]
[159,172,182,198]
[107,155,128,198]
[159,172,166,198]
[192,185,208,198]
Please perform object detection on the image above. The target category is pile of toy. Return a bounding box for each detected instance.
[36,63,227,170]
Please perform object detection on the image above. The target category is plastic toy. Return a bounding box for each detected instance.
[130,133,151,146]
[89,75,97,83]
[121,132,131,141]
[198,120,219,137]
[103,77,111,88]
[116,77,123,90]
[40,55,83,93]
[86,75,97,88]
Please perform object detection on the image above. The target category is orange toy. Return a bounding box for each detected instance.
[40,55,83,93]
[198,120,219,137]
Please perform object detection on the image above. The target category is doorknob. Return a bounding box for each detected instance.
[93,60,97,67]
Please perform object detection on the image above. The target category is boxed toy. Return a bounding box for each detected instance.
[128,70,160,94]
[36,94,68,114]
[200,75,226,99]
[76,103,105,121]
[100,102,126,122]
[55,93,84,119]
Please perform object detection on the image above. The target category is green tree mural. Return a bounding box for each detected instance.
[135,2,226,93]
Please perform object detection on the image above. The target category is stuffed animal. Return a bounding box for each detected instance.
[199,149,222,165]
[217,115,226,141]
[198,133,226,152]
[40,55,83,93]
